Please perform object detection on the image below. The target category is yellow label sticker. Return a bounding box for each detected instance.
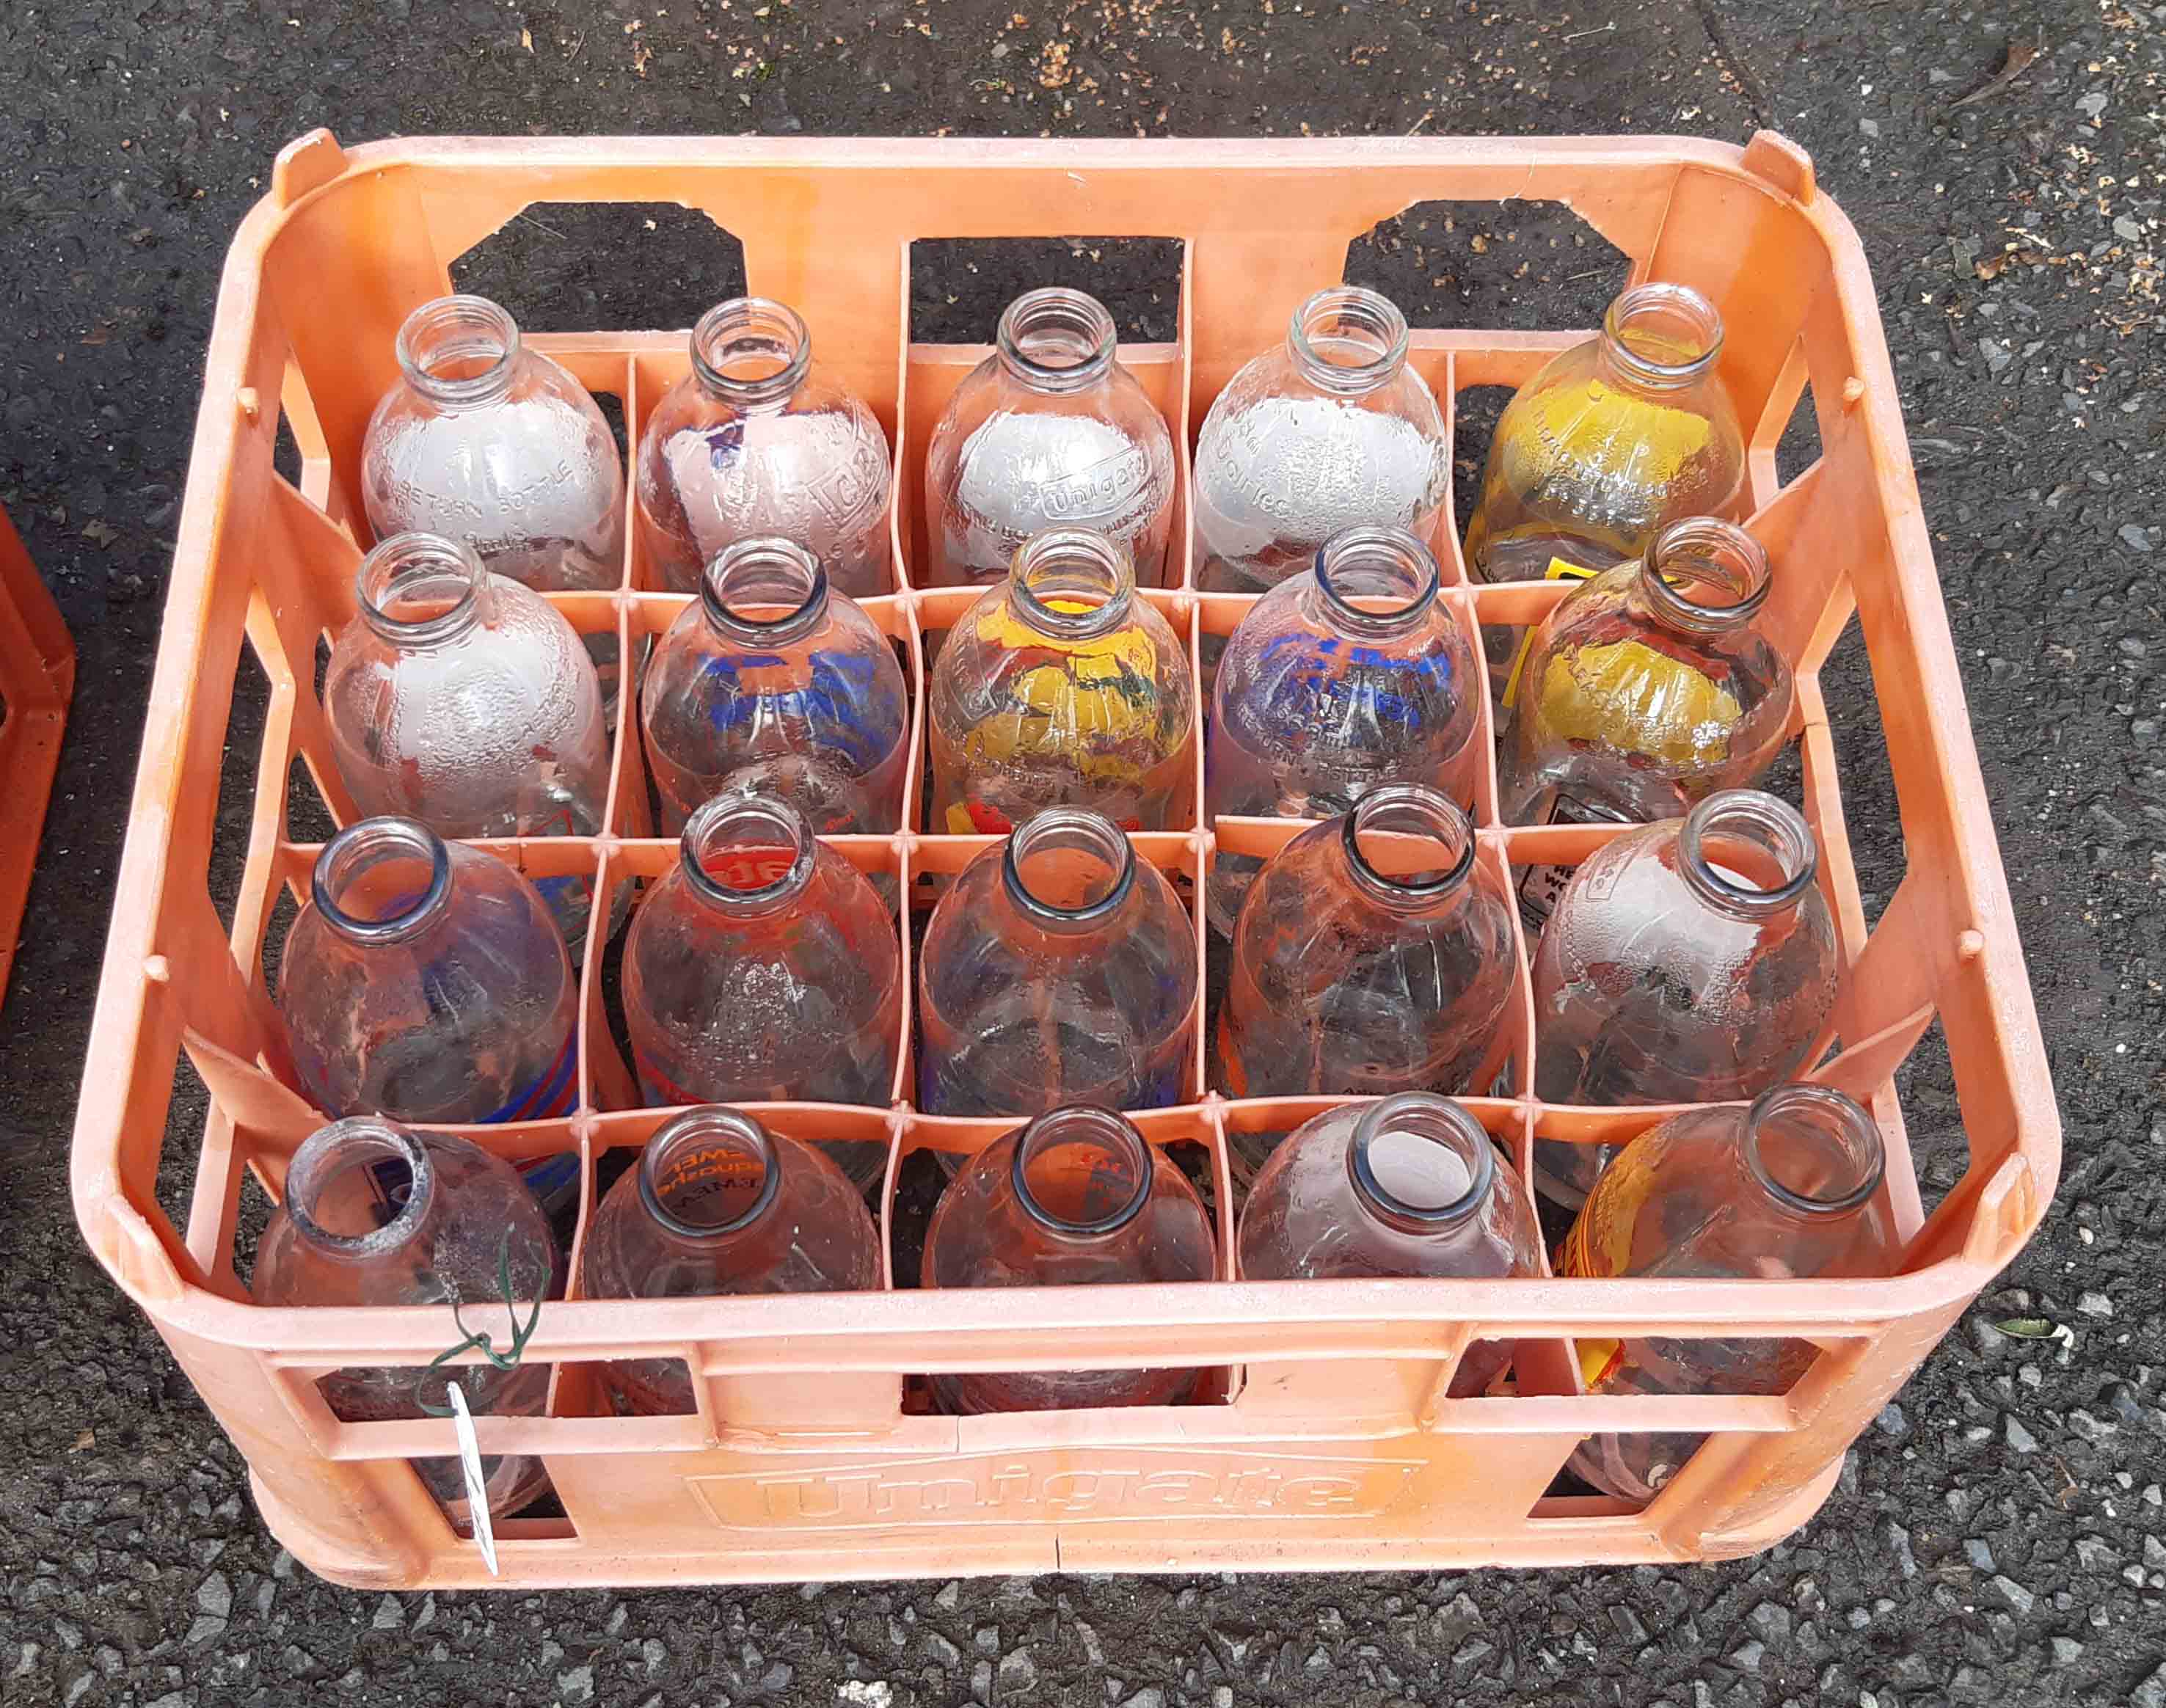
[1576,1336,1625,1390]
[1500,557,1600,711]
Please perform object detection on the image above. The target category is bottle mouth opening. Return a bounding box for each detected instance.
[1010,1104,1153,1239]
[1008,527,1137,638]
[395,295,521,403]
[312,817,454,944]
[1638,517,1771,635]
[701,536,828,641]
[996,287,1117,392]
[681,792,816,909]
[1741,1083,1885,1216]
[637,1106,783,1239]
[1288,285,1410,394]
[1000,806,1137,927]
[1348,1094,1495,1229]
[284,1117,435,1258]
[1313,525,1441,635]
[1600,282,1724,385]
[1678,789,1817,918]
[1343,784,1476,902]
[690,297,812,407]
[357,531,488,642]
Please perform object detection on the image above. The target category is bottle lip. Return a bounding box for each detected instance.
[1009,1103,1153,1240]
[1006,526,1137,640]
[700,536,830,644]
[284,1116,435,1260]
[311,816,454,944]
[635,1105,784,1241]
[679,790,816,912]
[1311,525,1442,638]
[999,806,1137,928]
[690,296,812,409]
[1740,1082,1886,1217]
[1598,282,1725,389]
[356,531,489,645]
[1341,783,1476,906]
[995,287,1118,393]
[1636,517,1771,637]
[1347,1093,1496,1230]
[395,294,521,407]
[1677,789,1818,919]
[1287,285,1410,395]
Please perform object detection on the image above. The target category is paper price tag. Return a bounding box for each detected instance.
[446,1382,500,1577]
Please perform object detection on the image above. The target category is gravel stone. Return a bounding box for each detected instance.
[2005,1415,2041,1453]
[2134,1662,2166,1708]
[1991,1577,2035,1616]
[997,1650,1037,1696]
[1963,1540,1996,1572]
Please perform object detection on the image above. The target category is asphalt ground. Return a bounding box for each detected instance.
[2,1,2162,1704]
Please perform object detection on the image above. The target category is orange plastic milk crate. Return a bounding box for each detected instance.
[73,129,2059,1589]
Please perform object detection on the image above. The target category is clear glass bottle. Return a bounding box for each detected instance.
[1192,287,1449,594]
[920,1104,1215,1414]
[1499,517,1791,826]
[362,295,625,596]
[324,530,616,952]
[1217,785,1516,1159]
[1556,1083,1895,1502]
[252,1116,560,1525]
[279,818,579,1126]
[361,296,627,712]
[639,536,910,835]
[1462,282,1746,693]
[635,298,893,598]
[580,1105,883,1415]
[927,526,1195,834]
[623,792,900,1191]
[1206,525,1481,935]
[924,288,1177,588]
[1237,1092,1542,1397]
[1529,789,1839,1207]
[917,807,1197,1117]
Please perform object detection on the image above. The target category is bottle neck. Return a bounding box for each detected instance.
[311,816,455,946]
[356,531,492,647]
[284,1117,437,1260]
[1633,517,1770,638]
[700,536,831,646]
[1000,807,1137,936]
[995,287,1117,394]
[678,791,816,919]
[1591,282,1724,395]
[1298,525,1441,640]
[690,297,811,412]
[396,294,522,409]
[1346,1094,1495,1234]
[1338,784,1477,913]
[636,1106,783,1242]
[1002,527,1137,640]
[1286,285,1410,397]
[1010,1105,1152,1242]
[1739,1083,1884,1223]
[1676,789,1817,921]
